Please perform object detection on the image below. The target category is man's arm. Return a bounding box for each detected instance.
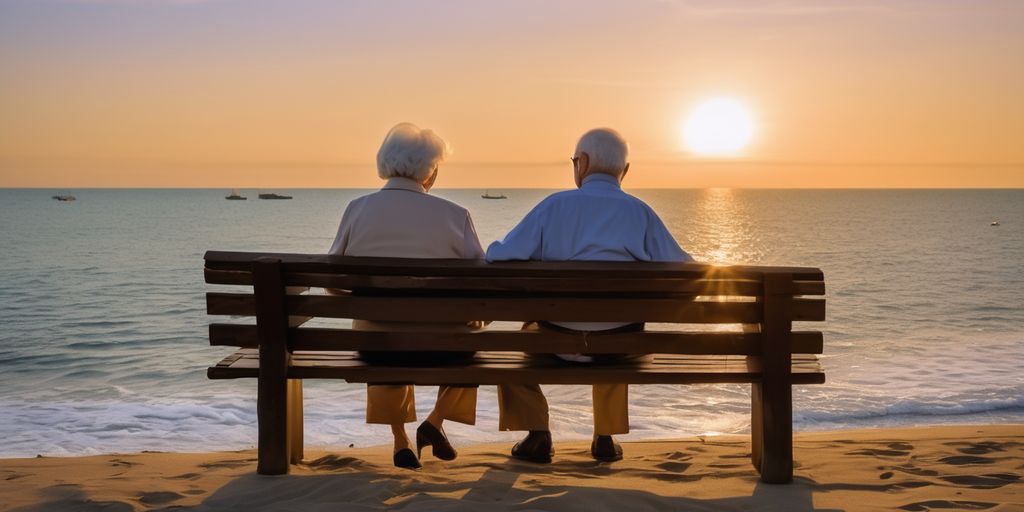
[485,201,547,262]
[645,212,693,262]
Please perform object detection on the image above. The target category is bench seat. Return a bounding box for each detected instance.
[209,349,825,385]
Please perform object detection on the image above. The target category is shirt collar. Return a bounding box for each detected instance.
[581,173,622,189]
[382,176,426,193]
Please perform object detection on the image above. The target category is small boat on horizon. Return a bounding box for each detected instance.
[225,189,247,200]
[482,190,507,199]
[259,192,292,200]
[52,193,76,202]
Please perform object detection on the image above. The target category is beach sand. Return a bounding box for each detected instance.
[1,425,1021,511]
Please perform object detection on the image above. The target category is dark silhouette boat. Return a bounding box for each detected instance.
[52,193,76,202]
[259,192,292,200]
[481,190,507,199]
[225,189,247,200]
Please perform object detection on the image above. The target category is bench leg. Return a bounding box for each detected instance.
[751,382,764,473]
[257,373,290,475]
[288,379,304,464]
[757,379,793,483]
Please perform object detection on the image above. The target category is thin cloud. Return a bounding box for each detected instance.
[656,0,904,18]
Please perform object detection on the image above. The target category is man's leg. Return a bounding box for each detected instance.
[498,383,554,462]
[592,384,629,436]
[497,383,550,431]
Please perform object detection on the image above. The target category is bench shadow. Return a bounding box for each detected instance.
[182,458,840,512]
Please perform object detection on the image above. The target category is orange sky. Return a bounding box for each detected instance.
[1,1,1022,188]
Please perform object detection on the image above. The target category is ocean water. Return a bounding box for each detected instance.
[0,187,1022,458]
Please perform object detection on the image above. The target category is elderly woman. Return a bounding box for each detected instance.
[328,123,483,470]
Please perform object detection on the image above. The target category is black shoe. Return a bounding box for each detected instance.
[393,448,422,470]
[591,435,623,462]
[416,421,457,461]
[510,430,554,463]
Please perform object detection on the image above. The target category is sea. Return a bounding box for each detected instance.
[1,188,1022,458]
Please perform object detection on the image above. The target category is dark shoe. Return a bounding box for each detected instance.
[416,421,457,461]
[510,430,554,463]
[591,435,623,462]
[393,448,422,470]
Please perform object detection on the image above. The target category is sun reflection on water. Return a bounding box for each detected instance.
[692,188,764,266]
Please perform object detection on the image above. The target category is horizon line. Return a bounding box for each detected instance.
[6,186,1023,191]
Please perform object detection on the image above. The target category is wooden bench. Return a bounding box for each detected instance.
[204,251,826,483]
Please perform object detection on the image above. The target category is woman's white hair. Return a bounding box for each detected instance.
[575,128,629,175]
[376,122,449,182]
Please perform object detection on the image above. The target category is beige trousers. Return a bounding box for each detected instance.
[496,322,635,436]
[355,319,481,426]
[367,385,477,425]
[498,382,629,436]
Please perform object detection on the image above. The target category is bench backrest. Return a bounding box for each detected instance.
[204,251,825,358]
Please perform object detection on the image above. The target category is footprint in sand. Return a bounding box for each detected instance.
[169,472,202,480]
[894,465,939,477]
[717,452,752,459]
[939,473,1021,489]
[305,454,368,470]
[847,448,911,457]
[898,500,997,511]
[944,441,1022,455]
[939,455,995,466]
[655,461,691,473]
[846,442,915,458]
[138,491,184,505]
[665,451,692,461]
[199,459,255,469]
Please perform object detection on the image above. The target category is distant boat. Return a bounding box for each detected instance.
[259,192,292,200]
[51,193,75,202]
[991,220,1000,226]
[481,190,507,199]
[225,189,247,200]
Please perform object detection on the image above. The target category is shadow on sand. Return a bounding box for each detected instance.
[180,456,836,512]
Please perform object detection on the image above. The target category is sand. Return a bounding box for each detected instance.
[1,425,1021,511]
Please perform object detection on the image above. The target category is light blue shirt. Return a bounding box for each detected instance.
[486,173,692,338]
[486,173,692,263]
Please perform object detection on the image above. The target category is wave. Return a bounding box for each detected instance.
[794,395,1024,426]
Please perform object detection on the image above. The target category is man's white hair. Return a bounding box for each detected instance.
[376,122,449,182]
[575,128,629,175]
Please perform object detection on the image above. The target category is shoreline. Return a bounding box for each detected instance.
[2,424,1021,511]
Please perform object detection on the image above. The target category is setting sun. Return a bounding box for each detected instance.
[683,97,756,156]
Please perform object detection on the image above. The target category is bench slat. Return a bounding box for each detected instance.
[207,349,825,385]
[207,293,825,323]
[205,268,825,297]
[208,324,824,354]
[204,251,825,281]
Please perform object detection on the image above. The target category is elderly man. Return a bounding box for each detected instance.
[487,128,693,463]
[329,123,483,470]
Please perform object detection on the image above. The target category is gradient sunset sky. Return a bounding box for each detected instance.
[1,0,1022,188]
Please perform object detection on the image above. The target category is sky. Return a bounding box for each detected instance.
[1,0,1022,188]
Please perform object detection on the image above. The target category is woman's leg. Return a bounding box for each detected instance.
[366,384,416,452]
[427,385,478,427]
